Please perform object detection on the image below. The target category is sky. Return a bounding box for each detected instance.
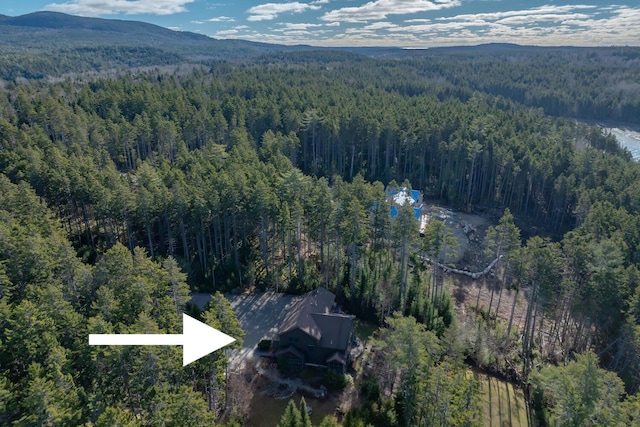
[2,1,639,48]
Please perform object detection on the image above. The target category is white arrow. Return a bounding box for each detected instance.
[89,313,236,366]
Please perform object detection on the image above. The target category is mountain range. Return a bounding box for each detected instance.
[0,11,306,57]
[0,11,322,79]
[1,11,636,81]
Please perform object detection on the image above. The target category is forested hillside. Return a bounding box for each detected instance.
[0,12,306,80]
[412,45,640,125]
[2,47,640,425]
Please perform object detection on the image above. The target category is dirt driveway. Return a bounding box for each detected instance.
[189,291,298,370]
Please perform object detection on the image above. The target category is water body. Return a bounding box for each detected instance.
[575,119,640,161]
[609,127,640,161]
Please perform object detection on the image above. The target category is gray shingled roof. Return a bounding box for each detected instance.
[313,313,354,350]
[278,288,353,351]
[278,287,335,340]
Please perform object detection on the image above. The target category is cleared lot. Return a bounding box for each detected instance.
[189,291,298,369]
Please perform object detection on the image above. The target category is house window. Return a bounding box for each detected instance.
[288,337,299,343]
[282,355,303,370]
[308,344,315,351]
[328,361,345,373]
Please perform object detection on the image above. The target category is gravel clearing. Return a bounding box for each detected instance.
[189,291,299,370]
[422,204,491,266]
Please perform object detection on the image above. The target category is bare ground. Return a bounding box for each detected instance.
[427,205,530,334]
[451,273,528,335]
[422,204,492,267]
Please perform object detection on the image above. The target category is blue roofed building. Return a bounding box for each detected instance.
[386,187,423,217]
[385,186,426,232]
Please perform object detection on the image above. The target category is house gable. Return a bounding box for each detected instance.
[279,328,318,351]
[276,345,305,370]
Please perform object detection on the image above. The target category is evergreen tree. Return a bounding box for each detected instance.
[278,399,303,427]
[299,397,313,427]
[532,351,625,426]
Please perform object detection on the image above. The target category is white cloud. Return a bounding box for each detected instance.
[214,28,239,36]
[246,2,321,21]
[303,4,637,47]
[363,21,398,30]
[281,30,313,35]
[213,25,252,37]
[495,13,590,26]
[280,22,323,30]
[214,28,331,45]
[43,0,194,16]
[272,22,332,36]
[345,27,376,34]
[208,16,236,22]
[312,0,331,4]
[208,3,638,49]
[191,20,204,24]
[376,5,610,41]
[436,5,596,23]
[320,0,460,23]
[388,20,483,34]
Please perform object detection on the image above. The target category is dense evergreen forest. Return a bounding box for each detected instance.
[2,46,640,426]
[1,13,639,127]
[415,45,640,125]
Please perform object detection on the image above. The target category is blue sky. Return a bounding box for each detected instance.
[2,1,639,47]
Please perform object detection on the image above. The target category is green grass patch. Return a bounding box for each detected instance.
[354,320,378,344]
[473,370,529,427]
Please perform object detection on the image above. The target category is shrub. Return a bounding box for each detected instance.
[360,377,381,403]
[324,370,347,391]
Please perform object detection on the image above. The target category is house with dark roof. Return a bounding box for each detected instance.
[273,288,355,373]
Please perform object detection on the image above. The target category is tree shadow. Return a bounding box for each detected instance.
[452,285,468,305]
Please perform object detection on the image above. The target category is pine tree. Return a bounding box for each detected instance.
[278,399,303,427]
[531,351,625,426]
[485,208,521,320]
[149,385,216,427]
[299,397,313,427]
[94,407,141,427]
[392,199,419,313]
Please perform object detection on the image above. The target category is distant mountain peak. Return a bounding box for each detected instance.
[3,11,170,33]
[0,11,315,79]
